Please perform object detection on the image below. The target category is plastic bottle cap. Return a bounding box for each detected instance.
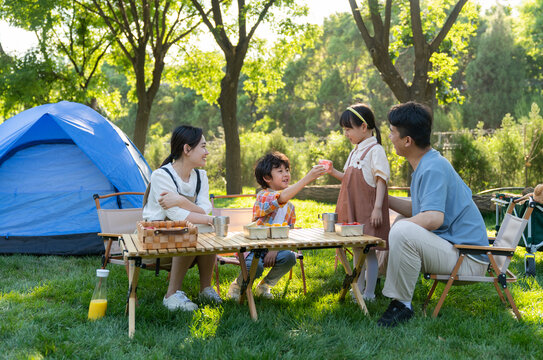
[96,269,110,277]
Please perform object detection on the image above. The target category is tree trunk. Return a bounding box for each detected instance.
[133,101,152,154]
[219,55,244,194]
[132,51,164,154]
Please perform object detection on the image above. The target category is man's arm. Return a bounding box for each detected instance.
[388,195,412,217]
[406,210,444,231]
[389,195,444,230]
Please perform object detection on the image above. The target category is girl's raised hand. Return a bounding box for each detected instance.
[318,159,334,174]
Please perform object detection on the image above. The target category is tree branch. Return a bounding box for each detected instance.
[84,43,110,89]
[238,0,246,40]
[349,0,374,47]
[409,0,425,54]
[246,0,276,42]
[190,0,232,53]
[368,0,383,38]
[127,0,143,40]
[383,0,392,48]
[429,0,468,52]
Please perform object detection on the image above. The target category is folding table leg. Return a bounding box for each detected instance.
[338,247,368,315]
[127,257,141,338]
[237,252,258,320]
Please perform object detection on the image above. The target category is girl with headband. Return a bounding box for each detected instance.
[323,104,390,301]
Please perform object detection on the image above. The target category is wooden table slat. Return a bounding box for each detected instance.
[121,229,385,258]
[122,234,139,256]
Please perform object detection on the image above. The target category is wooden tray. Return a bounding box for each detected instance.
[137,220,198,250]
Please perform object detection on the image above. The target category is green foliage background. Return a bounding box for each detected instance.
[1,1,543,191]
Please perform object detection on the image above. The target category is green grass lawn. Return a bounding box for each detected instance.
[1,199,542,359]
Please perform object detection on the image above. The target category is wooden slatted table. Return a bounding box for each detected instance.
[120,228,385,338]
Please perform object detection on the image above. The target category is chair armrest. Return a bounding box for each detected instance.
[98,233,122,238]
[454,244,516,255]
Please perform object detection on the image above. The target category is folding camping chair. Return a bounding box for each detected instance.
[492,193,543,276]
[422,199,535,320]
[94,192,170,274]
[210,194,307,296]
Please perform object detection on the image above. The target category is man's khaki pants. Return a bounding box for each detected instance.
[382,220,487,302]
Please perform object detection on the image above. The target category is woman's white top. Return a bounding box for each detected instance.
[343,136,391,187]
[142,163,212,221]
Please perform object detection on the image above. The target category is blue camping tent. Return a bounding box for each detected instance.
[0,101,152,255]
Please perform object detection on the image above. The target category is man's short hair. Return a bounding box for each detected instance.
[388,101,432,148]
[255,152,290,189]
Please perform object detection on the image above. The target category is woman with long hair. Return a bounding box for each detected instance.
[143,125,221,311]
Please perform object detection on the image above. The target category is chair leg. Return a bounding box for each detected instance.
[502,286,522,320]
[423,280,439,315]
[487,254,522,320]
[289,268,293,280]
[102,237,114,269]
[492,278,507,304]
[432,255,465,318]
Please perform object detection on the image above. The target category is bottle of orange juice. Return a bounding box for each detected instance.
[88,269,109,320]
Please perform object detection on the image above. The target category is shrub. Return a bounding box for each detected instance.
[451,130,491,192]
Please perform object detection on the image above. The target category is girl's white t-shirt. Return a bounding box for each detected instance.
[142,163,212,221]
[343,136,391,187]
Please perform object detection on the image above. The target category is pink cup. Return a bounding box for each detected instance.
[319,159,332,171]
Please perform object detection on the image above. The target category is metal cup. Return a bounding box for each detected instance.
[213,216,230,237]
[319,213,338,232]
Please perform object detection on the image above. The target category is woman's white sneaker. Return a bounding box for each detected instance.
[163,291,198,311]
[199,286,223,304]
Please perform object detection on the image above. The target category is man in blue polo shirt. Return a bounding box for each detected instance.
[377,102,488,327]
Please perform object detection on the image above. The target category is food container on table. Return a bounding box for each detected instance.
[268,225,290,239]
[243,225,269,239]
[137,220,198,249]
[334,223,364,237]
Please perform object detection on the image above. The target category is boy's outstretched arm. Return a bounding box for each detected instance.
[278,165,326,204]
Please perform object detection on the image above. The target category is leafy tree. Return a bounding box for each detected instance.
[189,0,308,194]
[80,0,202,153]
[348,0,478,108]
[0,49,73,118]
[267,12,396,136]
[463,6,525,128]
[0,0,112,110]
[517,0,543,94]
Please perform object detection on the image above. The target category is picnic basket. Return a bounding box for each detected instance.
[137,220,198,250]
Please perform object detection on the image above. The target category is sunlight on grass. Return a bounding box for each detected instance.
[311,293,343,315]
[23,351,44,360]
[189,305,223,339]
[1,198,542,358]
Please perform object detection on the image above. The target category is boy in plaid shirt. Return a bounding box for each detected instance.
[228,152,326,299]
